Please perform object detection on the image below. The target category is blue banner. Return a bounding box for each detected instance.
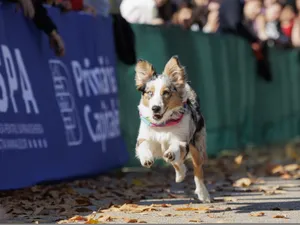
[0,3,128,190]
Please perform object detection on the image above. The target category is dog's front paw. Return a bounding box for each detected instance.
[163,150,176,162]
[141,158,154,168]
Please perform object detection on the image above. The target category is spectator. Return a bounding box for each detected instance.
[84,0,110,16]
[157,0,178,23]
[280,4,296,39]
[202,8,219,33]
[120,0,178,25]
[264,0,277,8]
[172,5,193,29]
[16,0,35,18]
[264,3,283,40]
[7,0,65,56]
[120,0,160,24]
[202,0,220,33]
[291,0,300,46]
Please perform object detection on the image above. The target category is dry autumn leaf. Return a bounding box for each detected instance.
[99,215,113,222]
[124,218,138,223]
[264,189,287,195]
[175,207,198,211]
[223,197,238,202]
[69,215,87,222]
[250,212,265,217]
[270,165,285,175]
[189,219,202,222]
[280,173,291,180]
[233,178,252,187]
[151,204,171,208]
[132,179,143,186]
[175,206,211,212]
[85,219,99,224]
[118,204,158,213]
[234,155,243,165]
[273,214,289,219]
[283,164,299,172]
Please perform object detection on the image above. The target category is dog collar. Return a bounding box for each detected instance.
[140,102,187,128]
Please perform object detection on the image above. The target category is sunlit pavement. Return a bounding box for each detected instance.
[1,143,300,223]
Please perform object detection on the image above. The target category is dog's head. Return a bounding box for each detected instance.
[135,56,187,124]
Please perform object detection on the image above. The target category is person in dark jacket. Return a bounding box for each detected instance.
[218,0,272,81]
[7,0,65,57]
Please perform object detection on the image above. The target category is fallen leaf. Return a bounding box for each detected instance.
[151,204,171,208]
[159,213,172,217]
[69,215,87,222]
[250,212,265,217]
[175,207,198,211]
[267,190,286,195]
[175,206,211,212]
[189,219,202,222]
[270,165,285,175]
[234,155,243,165]
[233,178,252,187]
[207,214,221,218]
[132,179,143,186]
[124,218,138,223]
[199,206,212,211]
[273,214,289,219]
[33,207,44,215]
[118,204,158,213]
[138,221,147,223]
[99,215,113,222]
[280,173,292,180]
[283,164,299,172]
[223,197,237,202]
[85,219,99,224]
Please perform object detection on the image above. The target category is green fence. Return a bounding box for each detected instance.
[116,24,300,166]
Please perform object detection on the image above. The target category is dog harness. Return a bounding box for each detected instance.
[139,102,187,127]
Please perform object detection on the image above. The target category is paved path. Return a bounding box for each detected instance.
[1,146,300,223]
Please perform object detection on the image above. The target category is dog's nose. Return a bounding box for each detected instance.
[152,105,161,113]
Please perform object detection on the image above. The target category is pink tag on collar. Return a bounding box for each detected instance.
[140,113,185,127]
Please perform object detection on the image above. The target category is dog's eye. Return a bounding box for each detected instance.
[147,91,153,97]
[163,90,170,97]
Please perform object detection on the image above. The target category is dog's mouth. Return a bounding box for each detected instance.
[153,107,168,121]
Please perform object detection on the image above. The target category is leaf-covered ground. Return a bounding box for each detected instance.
[1,142,300,223]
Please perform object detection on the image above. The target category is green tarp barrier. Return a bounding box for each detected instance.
[116,25,300,166]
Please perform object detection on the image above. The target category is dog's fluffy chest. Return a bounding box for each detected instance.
[138,113,195,144]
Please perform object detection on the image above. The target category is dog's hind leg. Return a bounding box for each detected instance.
[190,143,211,203]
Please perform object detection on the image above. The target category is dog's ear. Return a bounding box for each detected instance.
[162,56,186,89]
[135,59,156,91]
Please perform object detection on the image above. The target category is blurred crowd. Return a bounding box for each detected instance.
[120,0,300,49]
[2,0,300,67]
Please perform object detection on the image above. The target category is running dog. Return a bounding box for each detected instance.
[134,56,211,203]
